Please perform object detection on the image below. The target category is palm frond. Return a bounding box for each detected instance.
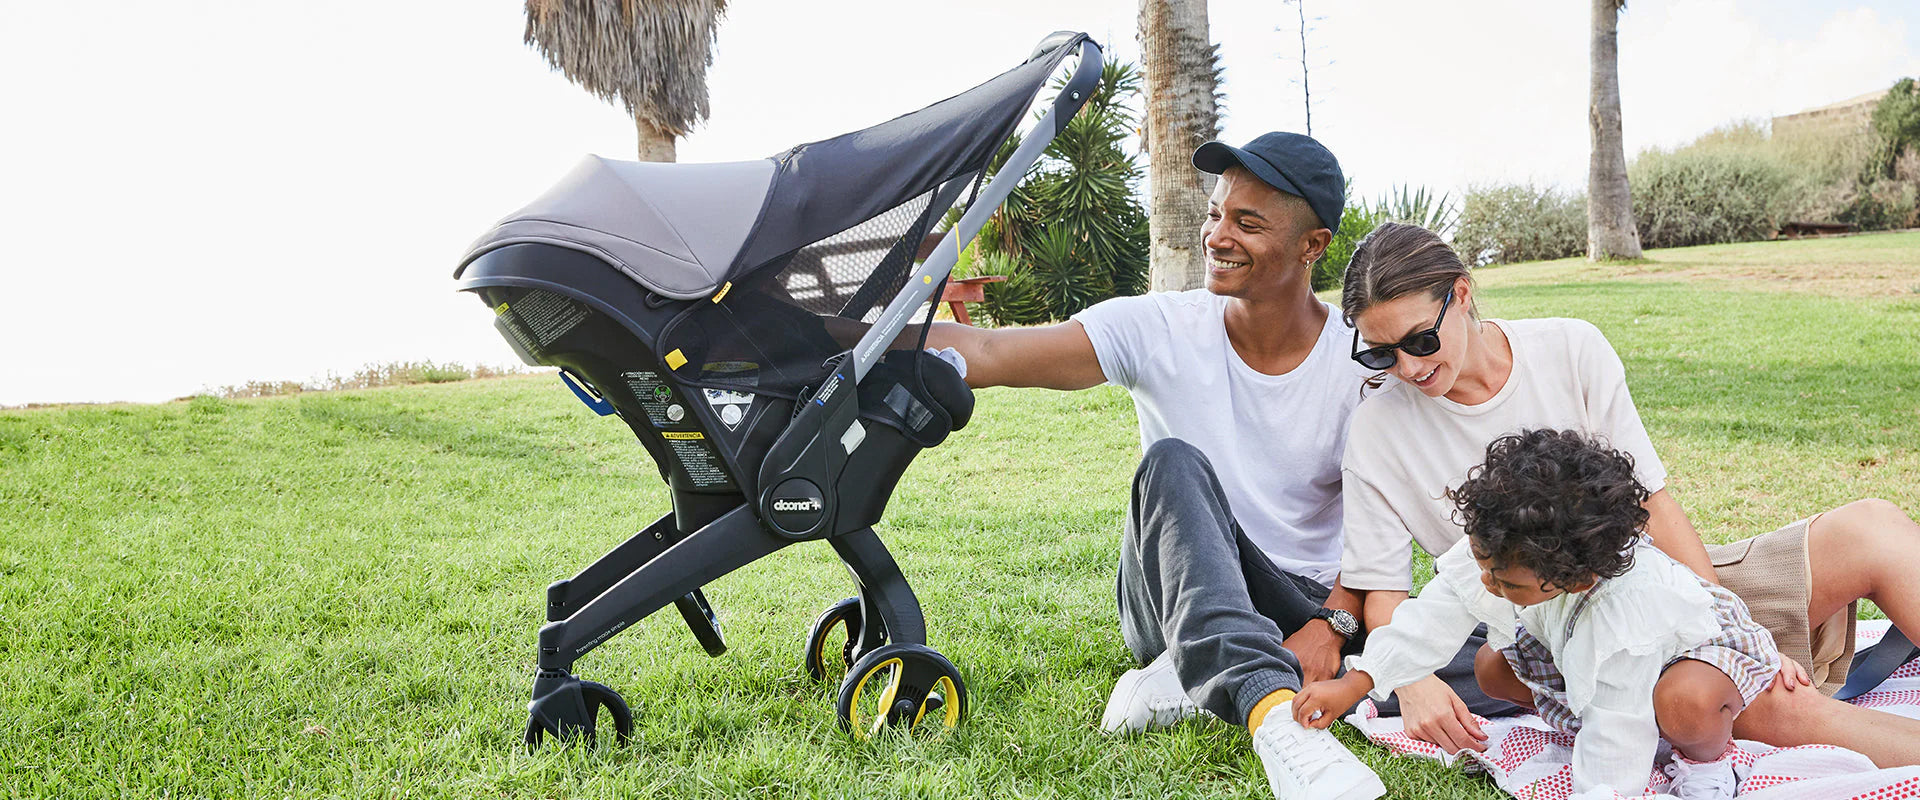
[523,0,728,134]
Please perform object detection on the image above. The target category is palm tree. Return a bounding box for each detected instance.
[523,0,729,162]
[1139,0,1220,291]
[1587,0,1642,259]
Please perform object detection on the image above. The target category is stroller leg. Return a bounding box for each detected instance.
[831,527,928,658]
[538,504,788,670]
[544,510,729,657]
[524,503,788,747]
[546,512,679,621]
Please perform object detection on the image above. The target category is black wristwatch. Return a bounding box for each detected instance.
[1311,608,1359,640]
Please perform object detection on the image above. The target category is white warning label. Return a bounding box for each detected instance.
[509,291,590,347]
[666,436,732,489]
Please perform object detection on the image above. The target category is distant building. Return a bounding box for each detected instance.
[1771,88,1888,141]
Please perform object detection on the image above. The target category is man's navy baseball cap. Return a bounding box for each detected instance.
[1192,132,1344,232]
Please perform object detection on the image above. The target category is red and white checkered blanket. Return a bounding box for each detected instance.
[1348,620,1920,799]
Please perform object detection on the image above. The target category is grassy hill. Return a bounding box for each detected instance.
[3,232,1917,798]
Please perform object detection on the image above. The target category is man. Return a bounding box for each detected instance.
[924,132,1462,800]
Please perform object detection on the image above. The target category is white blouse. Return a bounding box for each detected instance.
[1346,538,1724,797]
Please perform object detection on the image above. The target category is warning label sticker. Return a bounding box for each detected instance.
[666,436,732,489]
[508,291,590,348]
[623,370,682,428]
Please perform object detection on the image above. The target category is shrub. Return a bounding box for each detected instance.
[1628,146,1793,248]
[1310,184,1457,291]
[970,61,1149,324]
[1450,183,1587,265]
[1371,184,1458,236]
[207,361,528,399]
[978,250,1051,327]
[1315,196,1385,292]
[1843,177,1919,230]
[1869,78,1920,179]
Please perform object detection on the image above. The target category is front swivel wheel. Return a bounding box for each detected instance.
[804,597,885,683]
[523,669,633,749]
[835,642,966,739]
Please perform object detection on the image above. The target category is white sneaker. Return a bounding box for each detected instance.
[1252,701,1386,800]
[1100,651,1200,734]
[1665,750,1745,799]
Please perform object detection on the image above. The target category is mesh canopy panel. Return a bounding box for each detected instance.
[658,172,972,410]
[774,187,938,322]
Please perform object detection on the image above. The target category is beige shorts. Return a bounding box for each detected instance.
[1708,515,1857,695]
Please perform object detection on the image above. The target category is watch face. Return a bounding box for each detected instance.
[1328,610,1358,638]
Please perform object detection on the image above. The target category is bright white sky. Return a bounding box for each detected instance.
[2,0,1915,406]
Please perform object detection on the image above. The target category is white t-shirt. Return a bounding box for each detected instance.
[1074,290,1374,585]
[1338,318,1668,592]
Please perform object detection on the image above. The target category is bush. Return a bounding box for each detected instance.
[206,361,528,399]
[1628,146,1793,248]
[1309,183,1454,292]
[1869,78,1920,179]
[1450,183,1587,266]
[1844,177,1919,231]
[1315,199,1384,292]
[970,61,1149,324]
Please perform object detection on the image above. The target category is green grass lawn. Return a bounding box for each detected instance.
[4,232,1918,798]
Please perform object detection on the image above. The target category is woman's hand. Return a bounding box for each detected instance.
[1393,675,1489,753]
[1293,674,1370,729]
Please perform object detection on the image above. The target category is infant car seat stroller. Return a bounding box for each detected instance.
[455,32,1102,745]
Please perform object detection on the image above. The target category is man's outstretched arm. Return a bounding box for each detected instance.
[824,316,1109,391]
[923,320,1107,390]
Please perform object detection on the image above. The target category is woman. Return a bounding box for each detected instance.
[1333,222,1920,767]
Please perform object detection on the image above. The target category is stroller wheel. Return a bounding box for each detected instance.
[523,669,634,750]
[803,597,882,683]
[835,643,967,739]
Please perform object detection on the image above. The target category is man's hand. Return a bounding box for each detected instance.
[1392,675,1488,754]
[1281,619,1344,685]
[1293,673,1372,730]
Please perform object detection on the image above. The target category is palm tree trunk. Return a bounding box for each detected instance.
[1139,0,1217,292]
[1587,0,1642,260]
[636,116,677,163]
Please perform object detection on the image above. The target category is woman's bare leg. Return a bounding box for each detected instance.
[1734,677,1920,767]
[1806,499,1920,636]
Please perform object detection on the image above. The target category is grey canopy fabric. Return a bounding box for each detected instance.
[458,156,776,300]
[456,32,1089,301]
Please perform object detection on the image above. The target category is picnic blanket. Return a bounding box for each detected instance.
[1347,620,1920,799]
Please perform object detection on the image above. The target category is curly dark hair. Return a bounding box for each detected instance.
[1448,429,1651,592]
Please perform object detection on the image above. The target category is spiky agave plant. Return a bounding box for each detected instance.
[975,60,1149,325]
[1373,184,1458,236]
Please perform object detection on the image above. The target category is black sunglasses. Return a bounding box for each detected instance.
[1351,290,1454,370]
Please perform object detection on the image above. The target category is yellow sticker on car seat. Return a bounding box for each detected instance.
[665,349,688,370]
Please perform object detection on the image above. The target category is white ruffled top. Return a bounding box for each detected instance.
[1345,537,1723,796]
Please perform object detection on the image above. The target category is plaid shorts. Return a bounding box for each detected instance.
[1499,579,1781,736]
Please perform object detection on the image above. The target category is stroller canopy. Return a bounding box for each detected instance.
[458,32,1091,303]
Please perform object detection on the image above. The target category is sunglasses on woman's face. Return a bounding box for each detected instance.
[1351,290,1454,370]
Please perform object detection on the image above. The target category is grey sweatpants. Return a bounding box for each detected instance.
[1116,438,1524,725]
